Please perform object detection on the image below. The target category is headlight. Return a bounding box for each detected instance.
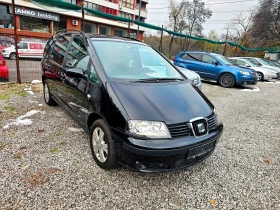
[240,71,250,75]
[127,120,171,138]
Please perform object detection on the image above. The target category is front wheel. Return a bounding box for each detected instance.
[219,73,235,88]
[9,53,16,60]
[90,119,117,170]
[256,72,264,81]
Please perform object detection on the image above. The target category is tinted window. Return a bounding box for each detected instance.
[66,37,88,68]
[202,55,216,64]
[50,35,71,65]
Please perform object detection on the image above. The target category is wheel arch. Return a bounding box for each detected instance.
[87,113,104,131]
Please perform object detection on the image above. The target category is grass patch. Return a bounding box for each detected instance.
[4,105,15,111]
[19,91,28,97]
[50,148,58,153]
[0,94,9,100]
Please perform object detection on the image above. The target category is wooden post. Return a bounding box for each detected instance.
[12,0,21,84]
[82,8,85,32]
[159,25,163,52]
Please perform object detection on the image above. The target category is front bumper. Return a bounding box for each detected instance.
[113,124,223,172]
[236,74,258,85]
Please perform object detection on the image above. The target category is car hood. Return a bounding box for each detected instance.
[228,65,255,72]
[250,66,278,73]
[111,81,213,124]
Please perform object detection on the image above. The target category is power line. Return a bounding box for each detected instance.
[147,0,258,10]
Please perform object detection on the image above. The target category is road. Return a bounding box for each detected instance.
[6,60,41,82]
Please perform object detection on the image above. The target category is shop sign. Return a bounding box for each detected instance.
[9,5,60,21]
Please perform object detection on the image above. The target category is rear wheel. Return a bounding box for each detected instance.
[257,72,264,81]
[219,73,235,88]
[90,119,117,170]
[9,53,16,60]
[43,82,56,106]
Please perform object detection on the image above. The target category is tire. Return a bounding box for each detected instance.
[9,53,16,60]
[90,119,117,170]
[43,82,56,106]
[257,72,264,81]
[218,73,235,88]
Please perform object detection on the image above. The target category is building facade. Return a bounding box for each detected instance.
[0,0,148,44]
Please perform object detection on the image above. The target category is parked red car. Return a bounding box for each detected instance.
[0,52,9,82]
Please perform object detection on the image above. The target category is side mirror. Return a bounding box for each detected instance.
[66,68,85,78]
[212,61,219,66]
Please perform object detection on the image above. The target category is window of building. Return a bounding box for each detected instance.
[85,22,97,34]
[130,32,136,39]
[0,5,13,29]
[122,0,134,9]
[63,0,76,4]
[114,29,123,37]
[20,16,50,33]
[53,16,66,33]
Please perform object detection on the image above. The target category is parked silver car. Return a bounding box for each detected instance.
[229,57,278,81]
[238,57,280,74]
[176,66,202,89]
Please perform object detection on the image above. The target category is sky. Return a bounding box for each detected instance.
[146,0,259,38]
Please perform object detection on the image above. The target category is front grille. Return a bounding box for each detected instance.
[167,123,190,138]
[207,115,217,131]
[191,119,208,137]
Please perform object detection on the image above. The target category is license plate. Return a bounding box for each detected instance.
[187,141,216,159]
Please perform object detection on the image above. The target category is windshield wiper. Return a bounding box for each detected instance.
[133,78,184,83]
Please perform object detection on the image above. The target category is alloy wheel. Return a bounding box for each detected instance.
[92,127,108,163]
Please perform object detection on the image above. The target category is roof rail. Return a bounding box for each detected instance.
[55,29,87,37]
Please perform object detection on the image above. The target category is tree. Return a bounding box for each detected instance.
[251,0,280,45]
[167,0,188,57]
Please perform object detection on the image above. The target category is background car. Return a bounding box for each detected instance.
[2,42,46,60]
[0,57,9,82]
[174,52,258,88]
[229,57,278,81]
[176,66,202,89]
[238,57,280,74]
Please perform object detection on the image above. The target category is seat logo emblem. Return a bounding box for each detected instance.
[197,123,205,133]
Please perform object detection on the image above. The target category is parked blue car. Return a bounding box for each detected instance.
[174,52,258,88]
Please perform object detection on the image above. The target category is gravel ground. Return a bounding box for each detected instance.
[0,81,279,209]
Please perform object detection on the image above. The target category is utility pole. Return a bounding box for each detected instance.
[223,28,229,56]
[12,0,21,84]
[136,0,142,40]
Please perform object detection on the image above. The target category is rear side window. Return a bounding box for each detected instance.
[181,53,202,62]
[50,35,71,65]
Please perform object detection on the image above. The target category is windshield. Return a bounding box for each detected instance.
[258,58,272,66]
[91,40,183,81]
[215,54,233,65]
[247,58,262,66]
[242,59,257,67]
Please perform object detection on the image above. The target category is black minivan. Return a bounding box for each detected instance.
[42,30,223,172]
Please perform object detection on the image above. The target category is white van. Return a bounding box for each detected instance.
[2,42,46,60]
